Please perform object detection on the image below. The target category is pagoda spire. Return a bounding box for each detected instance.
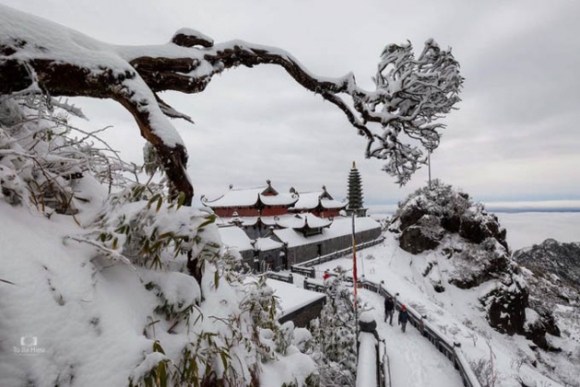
[346,161,367,217]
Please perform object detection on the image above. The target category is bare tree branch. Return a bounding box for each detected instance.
[0,4,463,201]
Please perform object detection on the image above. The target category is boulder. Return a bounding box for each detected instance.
[399,225,441,254]
[399,205,426,231]
[480,276,528,336]
[440,215,460,233]
[459,215,493,244]
[523,308,561,352]
[448,238,510,289]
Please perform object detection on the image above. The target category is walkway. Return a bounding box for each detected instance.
[359,289,464,387]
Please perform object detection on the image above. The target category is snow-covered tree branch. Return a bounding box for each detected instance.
[0,4,462,200]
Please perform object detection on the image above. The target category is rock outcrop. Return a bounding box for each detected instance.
[391,180,508,255]
[390,180,564,351]
[479,273,528,336]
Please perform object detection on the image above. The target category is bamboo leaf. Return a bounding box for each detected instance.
[198,215,216,230]
[153,340,165,354]
[177,191,186,210]
[147,194,161,209]
[220,351,229,372]
[158,361,167,387]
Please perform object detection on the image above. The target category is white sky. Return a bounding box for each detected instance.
[3,0,580,207]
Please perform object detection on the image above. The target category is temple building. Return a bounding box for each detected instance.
[203,181,345,239]
[205,169,381,272]
[201,180,298,218]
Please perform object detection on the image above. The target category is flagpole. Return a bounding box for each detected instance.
[352,212,358,342]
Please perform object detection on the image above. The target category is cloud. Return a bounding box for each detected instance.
[5,0,580,206]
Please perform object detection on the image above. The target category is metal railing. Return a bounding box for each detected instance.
[379,339,391,387]
[300,276,481,387]
[290,265,316,278]
[358,279,482,387]
[297,236,386,268]
[265,271,293,284]
[303,278,326,293]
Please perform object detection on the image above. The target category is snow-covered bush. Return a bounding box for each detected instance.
[308,275,357,386]
[70,183,220,270]
[0,94,317,387]
[0,94,136,213]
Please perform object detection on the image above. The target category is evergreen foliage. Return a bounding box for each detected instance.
[308,273,357,386]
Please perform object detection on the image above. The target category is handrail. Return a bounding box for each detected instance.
[303,278,326,293]
[357,332,379,387]
[289,237,384,280]
[379,339,391,387]
[297,236,386,268]
[357,279,482,387]
[265,271,293,284]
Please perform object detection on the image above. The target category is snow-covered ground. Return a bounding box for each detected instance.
[312,231,573,387]
[0,198,317,387]
[360,290,464,387]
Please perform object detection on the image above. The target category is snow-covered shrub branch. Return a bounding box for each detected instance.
[308,275,358,386]
[0,93,137,214]
[0,91,319,386]
[1,4,462,194]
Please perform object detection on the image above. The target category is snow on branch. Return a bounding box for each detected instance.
[0,4,462,198]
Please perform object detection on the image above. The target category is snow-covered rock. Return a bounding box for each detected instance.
[390,181,566,361]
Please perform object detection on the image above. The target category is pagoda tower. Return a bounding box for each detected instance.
[346,161,367,217]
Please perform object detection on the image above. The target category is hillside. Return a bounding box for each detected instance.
[514,239,580,372]
[515,239,580,292]
[315,181,580,387]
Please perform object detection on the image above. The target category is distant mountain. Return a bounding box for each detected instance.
[514,239,580,289]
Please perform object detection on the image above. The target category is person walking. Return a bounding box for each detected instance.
[398,305,409,333]
[384,296,395,325]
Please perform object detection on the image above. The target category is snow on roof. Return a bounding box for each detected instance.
[219,216,259,227]
[275,213,332,230]
[204,187,298,208]
[320,198,347,209]
[291,191,346,211]
[292,192,322,210]
[261,215,294,226]
[260,192,298,206]
[204,187,265,208]
[302,213,332,228]
[218,226,253,251]
[273,216,380,247]
[254,237,283,251]
[266,279,325,317]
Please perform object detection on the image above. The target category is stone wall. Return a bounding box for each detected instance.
[286,227,382,266]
